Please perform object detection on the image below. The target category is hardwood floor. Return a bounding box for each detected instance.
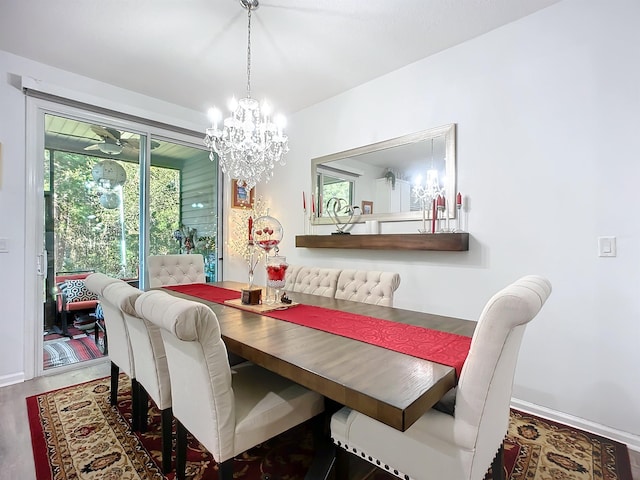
[0,360,110,480]
[1,359,639,480]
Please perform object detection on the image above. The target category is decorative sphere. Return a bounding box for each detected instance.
[91,159,127,189]
[252,215,283,253]
[99,191,120,209]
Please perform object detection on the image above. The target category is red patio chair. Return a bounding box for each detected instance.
[54,270,98,337]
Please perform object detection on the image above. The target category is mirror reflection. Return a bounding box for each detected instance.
[311,124,456,224]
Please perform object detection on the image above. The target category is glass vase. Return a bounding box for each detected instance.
[265,255,288,305]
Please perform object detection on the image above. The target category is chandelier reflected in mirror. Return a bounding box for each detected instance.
[204,0,289,191]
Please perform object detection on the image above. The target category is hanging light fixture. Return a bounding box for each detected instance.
[203,0,289,191]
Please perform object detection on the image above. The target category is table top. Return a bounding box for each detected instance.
[163,280,476,431]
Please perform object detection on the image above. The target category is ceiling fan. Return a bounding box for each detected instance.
[84,125,160,155]
[84,126,133,155]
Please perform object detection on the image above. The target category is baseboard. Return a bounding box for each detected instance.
[0,372,25,388]
[511,398,640,452]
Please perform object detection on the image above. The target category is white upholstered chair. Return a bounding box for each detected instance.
[85,273,142,430]
[122,290,174,473]
[331,275,552,480]
[147,254,206,288]
[334,269,401,307]
[289,266,341,297]
[135,290,325,480]
[283,263,304,292]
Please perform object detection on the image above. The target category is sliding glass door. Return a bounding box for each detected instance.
[148,139,218,281]
[37,108,220,373]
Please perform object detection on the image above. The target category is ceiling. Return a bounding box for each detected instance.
[0,0,562,116]
[44,114,208,166]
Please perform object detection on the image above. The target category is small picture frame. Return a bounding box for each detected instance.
[232,180,255,208]
[362,200,373,215]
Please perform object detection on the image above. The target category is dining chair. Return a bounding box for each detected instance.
[85,273,142,431]
[289,266,342,297]
[147,254,206,288]
[334,269,401,307]
[121,289,174,473]
[330,275,552,480]
[283,263,304,292]
[134,289,325,480]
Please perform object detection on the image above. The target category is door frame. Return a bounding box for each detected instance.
[24,97,221,379]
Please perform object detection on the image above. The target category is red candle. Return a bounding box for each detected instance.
[311,194,315,214]
[248,216,253,244]
[456,192,462,207]
[431,198,437,233]
[303,191,306,211]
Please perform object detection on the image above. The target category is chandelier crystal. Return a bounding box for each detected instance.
[204,0,288,191]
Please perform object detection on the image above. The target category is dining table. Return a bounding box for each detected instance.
[161,281,476,433]
[161,280,477,478]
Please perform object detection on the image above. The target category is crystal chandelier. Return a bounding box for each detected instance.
[203,0,289,191]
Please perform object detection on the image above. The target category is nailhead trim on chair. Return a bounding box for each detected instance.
[333,438,413,480]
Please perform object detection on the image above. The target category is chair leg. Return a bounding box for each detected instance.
[53,310,72,338]
[491,442,505,480]
[334,447,351,480]
[94,319,108,354]
[161,408,173,473]
[176,420,188,480]
[110,362,119,406]
[138,386,149,433]
[218,458,233,480]
[62,310,69,337]
[305,414,335,480]
[131,379,140,432]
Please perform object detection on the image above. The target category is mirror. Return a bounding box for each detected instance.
[311,124,456,224]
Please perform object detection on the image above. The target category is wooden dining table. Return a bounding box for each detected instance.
[162,280,476,433]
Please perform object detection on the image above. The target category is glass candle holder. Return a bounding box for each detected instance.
[265,255,288,305]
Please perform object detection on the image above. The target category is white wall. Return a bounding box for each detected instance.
[1,0,638,449]
[240,0,640,445]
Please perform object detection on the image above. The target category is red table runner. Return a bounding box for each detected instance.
[163,284,471,377]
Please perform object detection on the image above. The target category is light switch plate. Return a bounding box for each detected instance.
[0,237,8,253]
[597,236,616,257]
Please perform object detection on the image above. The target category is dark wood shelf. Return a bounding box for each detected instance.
[295,232,469,251]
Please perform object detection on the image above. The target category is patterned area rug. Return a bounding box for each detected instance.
[43,336,104,370]
[494,410,632,480]
[28,374,315,479]
[27,375,632,480]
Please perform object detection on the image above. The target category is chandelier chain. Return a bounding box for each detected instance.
[246,8,252,98]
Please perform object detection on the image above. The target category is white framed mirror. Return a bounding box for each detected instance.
[311,124,456,225]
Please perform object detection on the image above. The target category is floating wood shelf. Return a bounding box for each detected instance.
[295,232,469,251]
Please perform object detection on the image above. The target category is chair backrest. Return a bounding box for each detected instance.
[135,290,235,461]
[283,264,303,292]
[334,269,401,306]
[291,266,341,297]
[55,270,98,311]
[55,270,95,285]
[455,275,551,479]
[84,272,119,297]
[121,288,172,410]
[86,273,142,378]
[147,254,206,288]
